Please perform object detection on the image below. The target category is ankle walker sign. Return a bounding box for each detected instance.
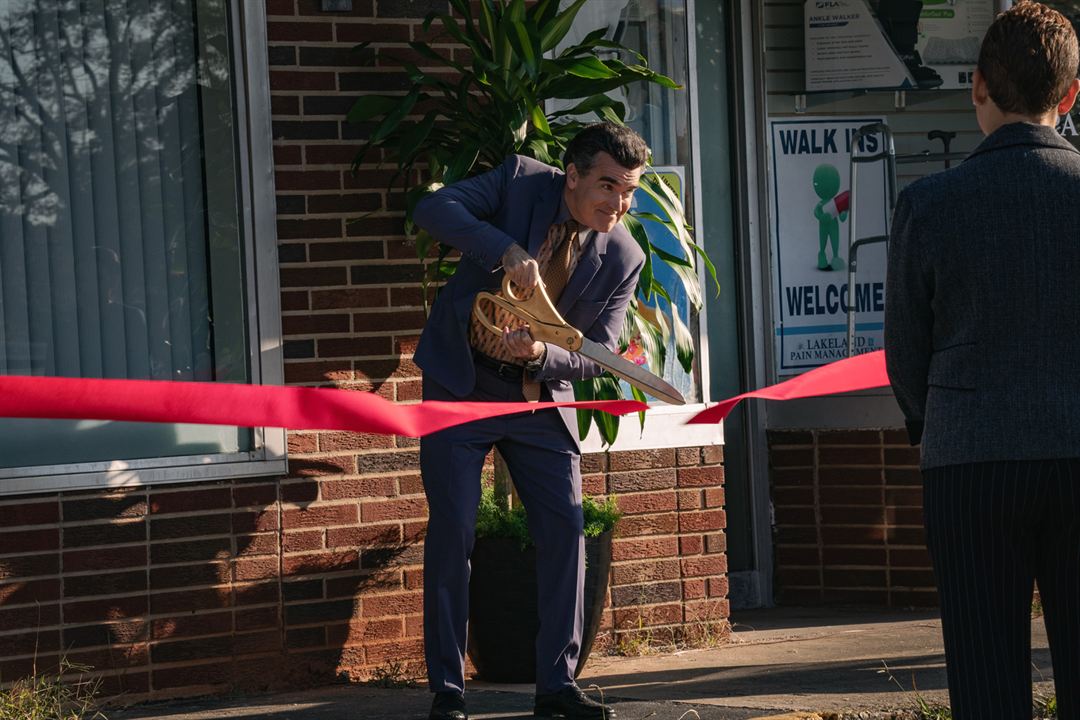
[805,0,917,91]
[805,0,996,92]
[768,117,890,375]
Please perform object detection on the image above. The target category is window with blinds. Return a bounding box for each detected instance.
[0,0,281,484]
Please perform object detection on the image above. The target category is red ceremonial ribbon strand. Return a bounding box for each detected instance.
[687,349,888,425]
[0,351,890,435]
[0,375,645,437]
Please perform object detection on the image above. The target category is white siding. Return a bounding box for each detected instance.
[763,0,982,188]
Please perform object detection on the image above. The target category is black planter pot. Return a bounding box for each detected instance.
[467,530,613,683]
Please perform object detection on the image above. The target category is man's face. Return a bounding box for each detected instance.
[564,151,643,233]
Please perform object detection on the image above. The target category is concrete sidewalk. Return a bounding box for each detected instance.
[111,608,1055,720]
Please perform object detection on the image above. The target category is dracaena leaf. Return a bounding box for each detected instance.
[507,0,526,23]
[630,384,648,430]
[443,142,481,184]
[548,94,625,121]
[557,56,620,80]
[670,307,695,372]
[573,379,595,440]
[540,0,589,51]
[408,41,465,73]
[399,112,438,160]
[620,212,653,300]
[529,104,552,138]
[507,20,541,81]
[527,0,559,30]
[346,95,400,124]
[370,89,420,143]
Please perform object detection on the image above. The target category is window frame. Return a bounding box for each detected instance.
[578,0,725,453]
[0,2,285,496]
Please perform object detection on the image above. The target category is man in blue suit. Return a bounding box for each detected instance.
[885,3,1080,717]
[412,122,648,720]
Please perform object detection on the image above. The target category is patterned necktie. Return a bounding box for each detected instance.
[468,219,581,401]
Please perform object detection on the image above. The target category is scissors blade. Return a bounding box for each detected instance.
[578,338,686,406]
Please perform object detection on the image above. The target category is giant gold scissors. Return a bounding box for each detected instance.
[472,275,686,405]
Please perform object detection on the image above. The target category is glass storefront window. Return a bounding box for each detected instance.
[0,0,252,470]
[556,0,701,404]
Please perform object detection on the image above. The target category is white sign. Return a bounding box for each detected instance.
[917,0,996,89]
[804,0,914,92]
[768,117,891,375]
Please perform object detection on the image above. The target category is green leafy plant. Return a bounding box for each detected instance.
[0,659,107,720]
[347,0,718,445]
[475,482,621,549]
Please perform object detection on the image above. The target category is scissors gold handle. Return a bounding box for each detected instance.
[472,275,584,352]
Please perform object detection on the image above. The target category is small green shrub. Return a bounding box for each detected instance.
[582,494,621,539]
[0,660,107,720]
[475,483,621,549]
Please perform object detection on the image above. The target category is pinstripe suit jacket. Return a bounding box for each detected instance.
[884,122,1080,469]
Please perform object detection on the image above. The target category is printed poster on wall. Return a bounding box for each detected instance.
[769,117,890,376]
[804,0,915,91]
[916,0,997,89]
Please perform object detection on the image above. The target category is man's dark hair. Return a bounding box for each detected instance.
[563,122,650,175]
[978,0,1079,116]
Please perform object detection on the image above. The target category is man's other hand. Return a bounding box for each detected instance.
[503,327,544,361]
[501,244,540,290]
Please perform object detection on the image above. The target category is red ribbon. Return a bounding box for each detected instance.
[0,375,645,436]
[687,350,888,425]
[0,351,890,436]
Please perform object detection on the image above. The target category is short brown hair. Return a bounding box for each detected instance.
[978,1,1079,116]
[563,122,649,175]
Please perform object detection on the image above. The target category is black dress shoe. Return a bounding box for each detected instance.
[534,685,615,719]
[429,691,467,720]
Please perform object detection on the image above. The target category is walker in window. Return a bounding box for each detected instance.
[844,123,966,356]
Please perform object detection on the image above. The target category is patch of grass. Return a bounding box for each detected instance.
[911,695,952,720]
[685,618,732,649]
[0,659,107,720]
[366,659,418,689]
[1034,691,1057,719]
[614,629,655,657]
[876,665,1056,719]
[880,661,951,720]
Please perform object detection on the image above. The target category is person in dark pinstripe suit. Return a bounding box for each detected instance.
[884,3,1080,717]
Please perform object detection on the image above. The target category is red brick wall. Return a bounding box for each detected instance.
[0,447,725,702]
[769,429,936,607]
[0,1,728,703]
[589,447,729,652]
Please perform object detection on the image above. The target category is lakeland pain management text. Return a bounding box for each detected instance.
[768,117,891,375]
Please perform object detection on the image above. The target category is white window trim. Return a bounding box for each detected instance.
[580,403,723,453]
[0,2,285,496]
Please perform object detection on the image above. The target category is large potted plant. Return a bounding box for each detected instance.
[467,483,621,681]
[348,0,717,441]
[347,0,717,680]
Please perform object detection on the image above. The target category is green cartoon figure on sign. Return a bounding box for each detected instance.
[812,163,849,271]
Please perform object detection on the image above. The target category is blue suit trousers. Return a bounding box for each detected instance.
[419,365,585,695]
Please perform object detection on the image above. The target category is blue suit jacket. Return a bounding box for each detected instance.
[884,122,1080,469]
[413,155,646,443]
